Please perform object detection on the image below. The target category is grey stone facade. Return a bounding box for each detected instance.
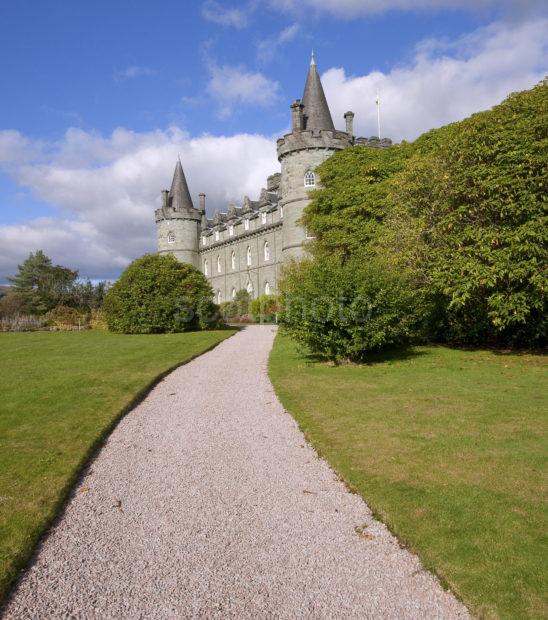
[156,54,391,301]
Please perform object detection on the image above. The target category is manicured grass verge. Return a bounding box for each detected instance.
[269,333,547,619]
[0,329,235,604]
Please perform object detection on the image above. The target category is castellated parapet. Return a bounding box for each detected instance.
[155,54,392,302]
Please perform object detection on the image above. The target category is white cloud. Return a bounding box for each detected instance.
[0,131,43,165]
[201,1,250,28]
[0,127,278,281]
[206,63,280,117]
[257,23,300,63]
[115,66,156,80]
[267,0,545,18]
[322,19,548,141]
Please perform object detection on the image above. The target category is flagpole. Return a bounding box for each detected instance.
[376,92,381,139]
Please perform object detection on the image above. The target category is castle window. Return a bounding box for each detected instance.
[215,230,220,242]
[304,171,316,187]
[280,206,283,218]
[246,280,254,296]
[246,246,252,266]
[217,255,222,273]
[231,287,236,300]
[217,290,223,304]
[229,225,234,236]
[261,212,267,225]
[202,235,207,246]
[231,250,236,270]
[264,241,270,262]
[167,231,175,244]
[244,218,249,231]
[204,259,209,276]
[264,282,270,295]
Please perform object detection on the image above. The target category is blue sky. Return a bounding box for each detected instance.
[0,0,546,281]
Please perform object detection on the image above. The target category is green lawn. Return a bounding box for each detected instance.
[269,333,547,619]
[0,328,234,604]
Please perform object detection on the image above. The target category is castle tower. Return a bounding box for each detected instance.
[155,159,201,268]
[278,53,353,261]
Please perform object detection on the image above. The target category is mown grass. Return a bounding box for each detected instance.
[269,333,547,619]
[0,328,234,604]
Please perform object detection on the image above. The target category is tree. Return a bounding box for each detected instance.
[103,254,221,334]
[8,250,78,314]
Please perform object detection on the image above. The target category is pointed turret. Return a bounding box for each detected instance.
[301,52,335,131]
[169,159,194,211]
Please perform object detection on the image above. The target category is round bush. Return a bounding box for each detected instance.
[103,254,220,333]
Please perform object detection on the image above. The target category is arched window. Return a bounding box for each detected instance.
[215,230,220,242]
[244,218,250,231]
[217,290,222,304]
[217,255,222,273]
[246,246,252,266]
[231,250,236,270]
[167,231,175,244]
[229,225,234,236]
[231,287,236,300]
[261,212,267,225]
[246,280,254,296]
[204,259,209,276]
[304,171,316,187]
[264,282,270,295]
[264,241,270,262]
[202,235,207,246]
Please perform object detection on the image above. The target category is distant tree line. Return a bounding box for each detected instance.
[279,80,547,361]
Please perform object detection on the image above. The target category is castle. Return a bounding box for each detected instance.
[156,54,391,303]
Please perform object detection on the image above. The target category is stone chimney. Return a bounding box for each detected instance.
[344,111,355,136]
[291,99,304,132]
[199,192,206,212]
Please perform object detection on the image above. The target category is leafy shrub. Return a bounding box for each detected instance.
[0,292,26,318]
[279,258,425,363]
[250,294,279,323]
[219,290,252,322]
[89,309,108,330]
[46,305,88,330]
[103,254,222,334]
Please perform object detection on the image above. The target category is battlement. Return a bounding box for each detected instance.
[155,206,201,223]
[277,129,352,160]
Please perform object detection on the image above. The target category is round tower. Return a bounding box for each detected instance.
[278,53,353,262]
[155,159,201,268]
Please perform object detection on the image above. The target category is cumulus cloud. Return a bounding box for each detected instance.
[257,23,300,63]
[322,18,548,141]
[201,1,250,28]
[267,0,546,18]
[0,127,278,281]
[206,63,280,117]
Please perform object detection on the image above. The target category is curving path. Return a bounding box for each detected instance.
[4,326,469,619]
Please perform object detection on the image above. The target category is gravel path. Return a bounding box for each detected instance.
[4,326,469,619]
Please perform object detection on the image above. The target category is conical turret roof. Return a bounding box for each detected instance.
[301,53,335,131]
[169,159,194,211]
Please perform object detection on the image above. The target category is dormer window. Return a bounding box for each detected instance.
[304,171,316,187]
[261,212,267,225]
[215,230,220,242]
[167,231,175,244]
[244,219,250,231]
[229,225,234,236]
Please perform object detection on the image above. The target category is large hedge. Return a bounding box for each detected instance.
[284,80,547,355]
[104,254,220,334]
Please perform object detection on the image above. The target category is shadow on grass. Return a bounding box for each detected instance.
[300,346,430,367]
